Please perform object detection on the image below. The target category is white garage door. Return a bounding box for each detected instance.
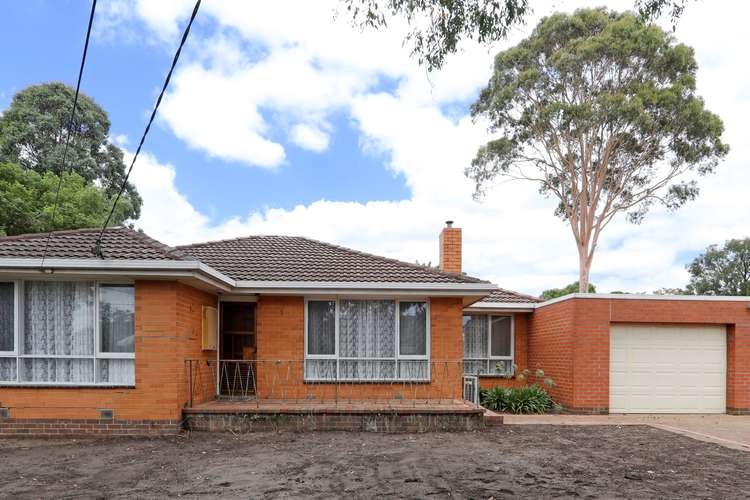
[610,324,726,414]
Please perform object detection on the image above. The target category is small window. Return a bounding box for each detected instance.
[399,301,427,356]
[0,283,14,352]
[307,300,335,355]
[99,285,135,354]
[490,316,512,357]
[463,314,513,377]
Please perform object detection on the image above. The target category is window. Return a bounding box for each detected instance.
[463,314,513,376]
[304,298,429,381]
[0,281,135,386]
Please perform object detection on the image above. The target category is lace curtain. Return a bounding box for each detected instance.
[339,299,395,380]
[463,314,512,376]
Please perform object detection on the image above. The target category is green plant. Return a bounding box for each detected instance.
[479,367,560,414]
[480,385,556,414]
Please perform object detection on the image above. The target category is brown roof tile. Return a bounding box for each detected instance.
[0,227,185,261]
[177,235,487,284]
[477,288,542,304]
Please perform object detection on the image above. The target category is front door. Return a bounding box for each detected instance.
[219,302,256,397]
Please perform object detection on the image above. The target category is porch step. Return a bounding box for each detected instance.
[483,408,504,426]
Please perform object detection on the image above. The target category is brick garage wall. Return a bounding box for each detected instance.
[255,296,464,401]
[0,280,217,435]
[526,297,750,413]
[526,300,576,407]
[479,314,530,390]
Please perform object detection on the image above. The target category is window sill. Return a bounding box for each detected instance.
[0,384,136,389]
[469,374,514,379]
[304,379,430,384]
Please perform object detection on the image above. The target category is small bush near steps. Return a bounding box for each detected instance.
[480,368,560,414]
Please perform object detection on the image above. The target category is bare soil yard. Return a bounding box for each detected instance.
[1,426,749,499]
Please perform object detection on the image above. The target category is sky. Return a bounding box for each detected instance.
[0,0,748,296]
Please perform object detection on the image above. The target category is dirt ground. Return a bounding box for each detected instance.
[1,426,749,499]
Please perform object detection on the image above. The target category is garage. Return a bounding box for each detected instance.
[610,324,726,414]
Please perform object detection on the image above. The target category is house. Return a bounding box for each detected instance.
[0,223,747,435]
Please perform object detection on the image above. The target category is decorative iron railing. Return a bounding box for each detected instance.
[184,359,482,408]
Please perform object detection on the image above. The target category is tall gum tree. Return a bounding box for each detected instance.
[466,8,728,293]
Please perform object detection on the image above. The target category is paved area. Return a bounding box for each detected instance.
[502,414,750,451]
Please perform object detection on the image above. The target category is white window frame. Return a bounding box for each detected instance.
[304,297,431,382]
[463,313,514,377]
[0,280,136,387]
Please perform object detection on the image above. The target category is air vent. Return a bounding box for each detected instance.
[0,407,10,419]
[99,408,114,420]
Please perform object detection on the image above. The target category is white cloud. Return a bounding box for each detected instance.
[114,0,750,295]
[290,123,330,152]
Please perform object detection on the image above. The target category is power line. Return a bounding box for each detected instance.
[93,0,201,257]
[40,0,97,268]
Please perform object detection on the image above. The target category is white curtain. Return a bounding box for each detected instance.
[463,315,488,375]
[0,358,15,382]
[0,283,13,352]
[339,300,395,380]
[22,281,96,383]
[98,359,135,385]
[24,281,95,356]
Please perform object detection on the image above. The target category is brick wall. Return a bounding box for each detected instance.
[526,297,750,413]
[255,296,464,400]
[439,226,462,274]
[0,280,217,433]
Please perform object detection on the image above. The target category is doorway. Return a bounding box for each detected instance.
[219,302,256,397]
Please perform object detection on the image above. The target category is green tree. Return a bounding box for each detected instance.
[0,162,133,236]
[540,281,596,300]
[466,8,728,293]
[686,239,750,296]
[0,82,141,221]
[342,1,689,70]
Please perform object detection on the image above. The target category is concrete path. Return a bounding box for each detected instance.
[501,414,750,452]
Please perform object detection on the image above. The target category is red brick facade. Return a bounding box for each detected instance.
[0,281,216,435]
[255,296,464,401]
[524,297,750,414]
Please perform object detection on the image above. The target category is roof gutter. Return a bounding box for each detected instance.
[0,258,236,291]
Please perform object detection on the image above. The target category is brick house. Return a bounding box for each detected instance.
[0,223,747,435]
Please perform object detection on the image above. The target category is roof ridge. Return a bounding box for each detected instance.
[0,226,106,242]
[494,287,543,303]
[117,227,188,260]
[294,236,488,284]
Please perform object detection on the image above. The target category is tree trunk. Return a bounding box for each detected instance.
[578,249,591,293]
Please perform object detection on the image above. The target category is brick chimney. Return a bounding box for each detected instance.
[439,220,462,274]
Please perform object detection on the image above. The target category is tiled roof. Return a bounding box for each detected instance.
[177,235,487,284]
[0,227,185,261]
[476,288,542,304]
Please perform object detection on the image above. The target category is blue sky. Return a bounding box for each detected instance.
[1,0,748,295]
[0,0,409,218]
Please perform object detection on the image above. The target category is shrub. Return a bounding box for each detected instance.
[479,367,559,414]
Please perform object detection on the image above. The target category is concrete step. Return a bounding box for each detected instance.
[483,408,504,426]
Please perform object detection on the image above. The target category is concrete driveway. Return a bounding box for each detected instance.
[501,414,750,452]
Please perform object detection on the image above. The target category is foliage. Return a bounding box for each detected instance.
[540,281,596,300]
[652,287,688,295]
[341,0,530,71]
[685,239,750,296]
[466,8,728,293]
[341,1,689,71]
[0,82,141,221]
[0,162,133,236]
[480,385,556,414]
[480,367,558,414]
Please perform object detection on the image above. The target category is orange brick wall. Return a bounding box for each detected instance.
[0,280,216,421]
[527,297,750,413]
[439,227,462,274]
[254,296,464,400]
[479,314,531,390]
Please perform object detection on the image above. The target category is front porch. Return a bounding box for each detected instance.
[182,398,485,432]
